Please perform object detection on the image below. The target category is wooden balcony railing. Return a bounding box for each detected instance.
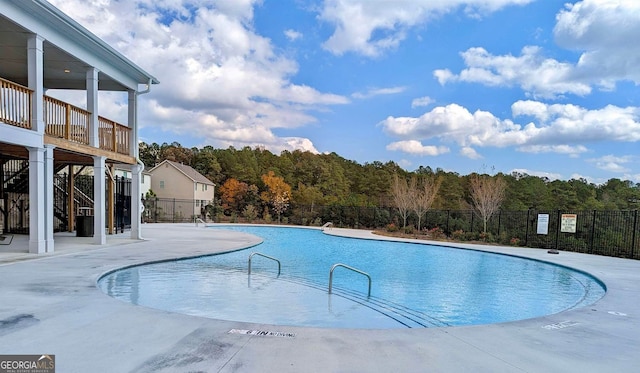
[98,116,130,155]
[44,95,91,145]
[0,77,32,129]
[2,77,133,157]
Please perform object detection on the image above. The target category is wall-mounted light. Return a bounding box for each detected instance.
[64,69,71,73]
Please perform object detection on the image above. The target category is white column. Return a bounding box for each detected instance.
[44,145,55,253]
[28,147,45,254]
[27,34,45,133]
[87,68,99,147]
[93,156,106,245]
[131,164,143,239]
[128,90,138,158]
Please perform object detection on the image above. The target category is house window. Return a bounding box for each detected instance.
[142,174,145,183]
[160,180,165,189]
[195,183,198,191]
[123,171,128,178]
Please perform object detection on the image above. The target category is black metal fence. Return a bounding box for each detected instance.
[114,176,131,230]
[241,203,640,260]
[2,171,132,233]
[137,198,640,259]
[143,197,210,223]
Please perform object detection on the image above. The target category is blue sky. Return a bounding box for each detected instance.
[49,0,640,183]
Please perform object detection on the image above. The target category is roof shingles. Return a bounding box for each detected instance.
[157,160,214,185]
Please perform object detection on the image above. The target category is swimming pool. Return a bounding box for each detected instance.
[98,226,606,329]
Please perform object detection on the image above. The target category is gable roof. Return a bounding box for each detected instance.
[150,160,215,186]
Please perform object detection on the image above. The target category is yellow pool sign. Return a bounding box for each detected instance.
[561,214,577,233]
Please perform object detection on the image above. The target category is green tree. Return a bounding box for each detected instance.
[191,146,223,184]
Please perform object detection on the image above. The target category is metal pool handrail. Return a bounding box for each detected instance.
[248,252,281,276]
[328,263,371,298]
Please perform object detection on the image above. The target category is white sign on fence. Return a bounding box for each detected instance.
[537,214,549,235]
[561,214,577,233]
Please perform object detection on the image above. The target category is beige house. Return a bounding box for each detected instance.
[148,160,215,216]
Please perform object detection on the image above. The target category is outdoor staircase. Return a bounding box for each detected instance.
[1,159,94,233]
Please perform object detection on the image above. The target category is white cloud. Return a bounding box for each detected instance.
[517,145,587,158]
[569,173,607,185]
[460,147,482,159]
[380,101,640,154]
[352,86,406,99]
[386,140,449,156]
[588,154,634,173]
[398,159,413,169]
[284,29,303,41]
[511,168,562,180]
[436,1,640,97]
[511,101,640,143]
[319,0,533,57]
[622,173,640,183]
[411,96,435,108]
[379,103,525,148]
[433,46,591,98]
[554,0,640,89]
[48,0,348,154]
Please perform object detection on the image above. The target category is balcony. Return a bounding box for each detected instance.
[1,77,132,161]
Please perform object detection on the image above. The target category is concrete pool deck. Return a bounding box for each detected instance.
[0,223,638,372]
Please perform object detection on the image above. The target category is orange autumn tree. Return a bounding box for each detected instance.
[261,171,291,223]
[219,178,250,214]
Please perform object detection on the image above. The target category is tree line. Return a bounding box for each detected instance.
[139,142,640,218]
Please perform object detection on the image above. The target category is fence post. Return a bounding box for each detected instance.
[590,210,596,254]
[525,209,530,246]
[446,210,450,234]
[632,210,638,259]
[470,210,474,233]
[173,198,176,223]
[555,210,561,251]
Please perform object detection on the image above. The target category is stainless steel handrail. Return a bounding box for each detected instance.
[328,263,371,297]
[248,252,281,276]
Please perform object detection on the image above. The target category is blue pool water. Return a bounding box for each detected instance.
[98,226,605,329]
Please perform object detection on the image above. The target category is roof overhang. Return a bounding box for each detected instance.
[0,0,159,91]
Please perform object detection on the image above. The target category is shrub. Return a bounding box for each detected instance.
[510,237,521,246]
[428,227,445,240]
[386,223,398,232]
[479,231,494,242]
[242,205,258,223]
[498,231,510,245]
[463,231,479,241]
[451,229,465,240]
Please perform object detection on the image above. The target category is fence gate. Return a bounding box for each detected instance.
[114,176,131,231]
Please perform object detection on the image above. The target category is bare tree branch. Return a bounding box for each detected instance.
[470,173,506,233]
[412,175,443,232]
[392,174,412,228]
